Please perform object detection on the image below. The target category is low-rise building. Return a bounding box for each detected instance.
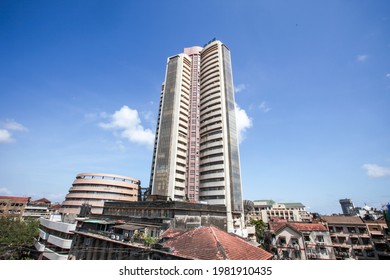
[365,219,390,260]
[320,215,376,260]
[69,221,272,260]
[23,198,51,219]
[0,196,30,219]
[160,226,273,260]
[249,200,311,223]
[267,220,334,260]
[37,172,141,260]
[100,195,228,231]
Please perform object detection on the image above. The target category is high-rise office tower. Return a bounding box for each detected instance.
[339,198,356,216]
[149,39,244,233]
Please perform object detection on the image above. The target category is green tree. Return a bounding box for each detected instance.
[0,217,39,259]
[249,219,267,246]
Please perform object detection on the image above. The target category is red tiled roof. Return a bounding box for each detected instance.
[270,221,327,233]
[31,198,51,204]
[289,222,327,232]
[161,226,273,260]
[160,228,186,239]
[0,196,30,202]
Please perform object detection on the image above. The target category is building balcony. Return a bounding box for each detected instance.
[39,217,76,234]
[47,234,73,249]
[199,163,224,173]
[39,228,49,240]
[175,172,186,181]
[199,140,223,152]
[34,239,45,252]
[200,172,225,181]
[200,122,223,135]
[200,181,225,188]
[43,247,69,260]
[199,190,225,197]
[200,155,224,165]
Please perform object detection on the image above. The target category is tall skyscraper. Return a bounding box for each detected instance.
[149,39,244,233]
[339,198,356,216]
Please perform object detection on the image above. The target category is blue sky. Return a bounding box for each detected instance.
[0,1,389,214]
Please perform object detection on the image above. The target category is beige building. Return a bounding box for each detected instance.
[249,200,312,223]
[0,196,30,219]
[320,215,376,260]
[36,172,140,260]
[364,220,390,259]
[59,173,140,215]
[268,220,335,260]
[149,40,245,234]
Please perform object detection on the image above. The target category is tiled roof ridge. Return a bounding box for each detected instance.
[0,196,30,201]
[210,226,228,260]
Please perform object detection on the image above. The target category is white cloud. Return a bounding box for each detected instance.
[99,105,154,147]
[3,119,28,131]
[235,103,253,143]
[0,187,12,195]
[362,163,390,178]
[0,119,28,144]
[234,84,247,93]
[0,129,13,143]
[259,101,271,113]
[386,73,390,78]
[357,54,368,62]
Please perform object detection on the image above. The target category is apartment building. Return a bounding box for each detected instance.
[35,214,76,260]
[365,219,390,259]
[0,196,30,219]
[320,215,376,260]
[267,220,335,260]
[249,200,312,223]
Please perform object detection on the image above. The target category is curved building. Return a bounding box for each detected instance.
[59,173,140,215]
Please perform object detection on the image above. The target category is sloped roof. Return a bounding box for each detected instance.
[32,198,51,204]
[289,222,327,232]
[270,221,327,234]
[161,226,273,260]
[0,196,30,202]
[321,215,364,225]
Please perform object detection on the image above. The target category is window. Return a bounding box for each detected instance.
[347,227,356,233]
[279,237,286,246]
[316,235,324,242]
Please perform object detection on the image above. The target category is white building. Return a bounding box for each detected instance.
[269,221,335,260]
[34,215,76,260]
[250,200,312,223]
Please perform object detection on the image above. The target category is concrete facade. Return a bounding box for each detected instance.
[149,40,244,234]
